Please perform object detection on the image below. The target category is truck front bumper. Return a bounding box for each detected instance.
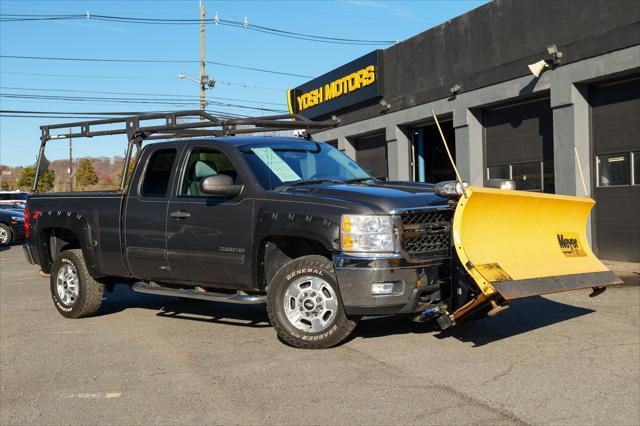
[333,253,448,316]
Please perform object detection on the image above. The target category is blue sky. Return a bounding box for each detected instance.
[0,0,487,167]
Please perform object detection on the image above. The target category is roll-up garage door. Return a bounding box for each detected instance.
[591,77,640,262]
[353,132,388,179]
[484,97,555,193]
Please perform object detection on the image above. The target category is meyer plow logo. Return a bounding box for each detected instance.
[557,232,586,257]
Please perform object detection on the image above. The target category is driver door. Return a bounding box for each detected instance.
[166,146,254,288]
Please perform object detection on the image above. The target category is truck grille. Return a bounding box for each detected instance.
[397,209,452,257]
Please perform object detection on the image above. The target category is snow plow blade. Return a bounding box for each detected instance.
[452,187,623,300]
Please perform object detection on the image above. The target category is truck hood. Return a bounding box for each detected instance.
[276,180,449,213]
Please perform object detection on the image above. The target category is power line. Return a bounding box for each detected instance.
[0,86,286,106]
[0,55,314,79]
[0,13,396,45]
[0,93,288,113]
[0,72,285,92]
[0,109,247,118]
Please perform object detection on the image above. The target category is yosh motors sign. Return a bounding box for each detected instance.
[287,50,383,119]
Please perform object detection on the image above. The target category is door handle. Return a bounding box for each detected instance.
[170,210,191,219]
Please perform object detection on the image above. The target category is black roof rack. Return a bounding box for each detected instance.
[33,110,339,192]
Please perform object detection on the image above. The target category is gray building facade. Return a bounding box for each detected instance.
[291,0,640,262]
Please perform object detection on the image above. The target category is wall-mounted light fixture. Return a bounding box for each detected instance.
[449,84,462,95]
[379,99,391,112]
[527,44,563,78]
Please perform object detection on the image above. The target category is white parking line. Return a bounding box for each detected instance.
[64,392,122,399]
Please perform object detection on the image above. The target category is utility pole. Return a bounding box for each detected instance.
[179,1,214,117]
[199,0,206,116]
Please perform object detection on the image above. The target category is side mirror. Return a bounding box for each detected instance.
[200,174,243,197]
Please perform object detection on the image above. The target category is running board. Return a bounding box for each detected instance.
[132,282,266,304]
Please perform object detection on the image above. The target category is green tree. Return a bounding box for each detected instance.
[76,159,99,189]
[16,167,55,192]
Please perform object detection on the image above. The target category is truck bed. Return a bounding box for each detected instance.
[27,191,129,278]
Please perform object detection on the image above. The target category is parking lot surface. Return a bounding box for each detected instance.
[1,245,639,425]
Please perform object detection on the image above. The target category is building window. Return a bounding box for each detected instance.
[487,165,510,180]
[486,161,544,192]
[512,162,543,191]
[597,152,631,187]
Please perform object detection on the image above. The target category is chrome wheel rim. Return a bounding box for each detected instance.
[284,275,338,333]
[0,228,8,244]
[56,264,79,306]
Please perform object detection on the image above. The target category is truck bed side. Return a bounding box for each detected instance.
[26,191,129,278]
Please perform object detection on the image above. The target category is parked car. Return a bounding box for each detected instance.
[0,191,29,207]
[0,208,25,245]
[23,112,622,349]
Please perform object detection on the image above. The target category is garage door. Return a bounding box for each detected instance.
[353,132,388,179]
[484,97,555,193]
[591,77,640,262]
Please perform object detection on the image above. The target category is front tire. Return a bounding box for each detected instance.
[267,255,357,349]
[50,249,104,318]
[0,224,12,245]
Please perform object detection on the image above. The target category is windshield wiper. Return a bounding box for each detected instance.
[282,178,344,187]
[343,177,376,183]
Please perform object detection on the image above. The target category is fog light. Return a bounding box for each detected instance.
[371,281,404,296]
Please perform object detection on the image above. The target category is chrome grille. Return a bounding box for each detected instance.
[397,209,452,256]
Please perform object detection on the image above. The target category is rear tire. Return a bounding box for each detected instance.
[267,255,357,349]
[0,224,12,245]
[50,249,104,319]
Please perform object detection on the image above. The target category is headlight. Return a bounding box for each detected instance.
[10,216,23,222]
[340,214,395,253]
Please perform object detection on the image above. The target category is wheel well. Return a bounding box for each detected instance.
[40,227,81,273]
[259,236,332,289]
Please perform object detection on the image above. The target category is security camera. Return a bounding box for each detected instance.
[528,59,550,78]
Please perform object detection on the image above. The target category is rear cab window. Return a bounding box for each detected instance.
[141,149,177,197]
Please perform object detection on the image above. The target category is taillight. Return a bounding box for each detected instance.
[24,207,41,239]
[24,206,30,238]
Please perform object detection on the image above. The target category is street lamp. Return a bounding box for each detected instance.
[178,72,216,112]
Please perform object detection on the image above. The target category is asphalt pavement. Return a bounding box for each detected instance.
[1,244,638,425]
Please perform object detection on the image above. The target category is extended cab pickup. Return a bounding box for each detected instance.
[24,112,622,349]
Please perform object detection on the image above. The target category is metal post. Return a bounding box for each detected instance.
[199,1,206,116]
[417,127,426,182]
[68,129,73,192]
[32,141,46,192]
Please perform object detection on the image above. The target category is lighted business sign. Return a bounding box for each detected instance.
[287,50,383,119]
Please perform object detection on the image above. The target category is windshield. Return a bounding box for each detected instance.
[239,141,372,190]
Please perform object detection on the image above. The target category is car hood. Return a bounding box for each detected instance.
[276,181,449,213]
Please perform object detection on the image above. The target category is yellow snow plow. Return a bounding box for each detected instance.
[451,186,623,314]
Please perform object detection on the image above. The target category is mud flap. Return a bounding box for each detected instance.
[451,187,623,305]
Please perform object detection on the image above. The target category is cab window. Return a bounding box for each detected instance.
[141,149,177,197]
[179,148,238,197]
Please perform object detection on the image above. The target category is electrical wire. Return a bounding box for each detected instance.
[0,93,288,113]
[0,86,286,106]
[0,13,396,45]
[0,72,285,92]
[0,55,314,79]
[0,109,248,118]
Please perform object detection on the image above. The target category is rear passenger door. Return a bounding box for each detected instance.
[166,146,254,288]
[124,147,179,281]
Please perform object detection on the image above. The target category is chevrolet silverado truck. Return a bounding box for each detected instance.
[23,111,622,349]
